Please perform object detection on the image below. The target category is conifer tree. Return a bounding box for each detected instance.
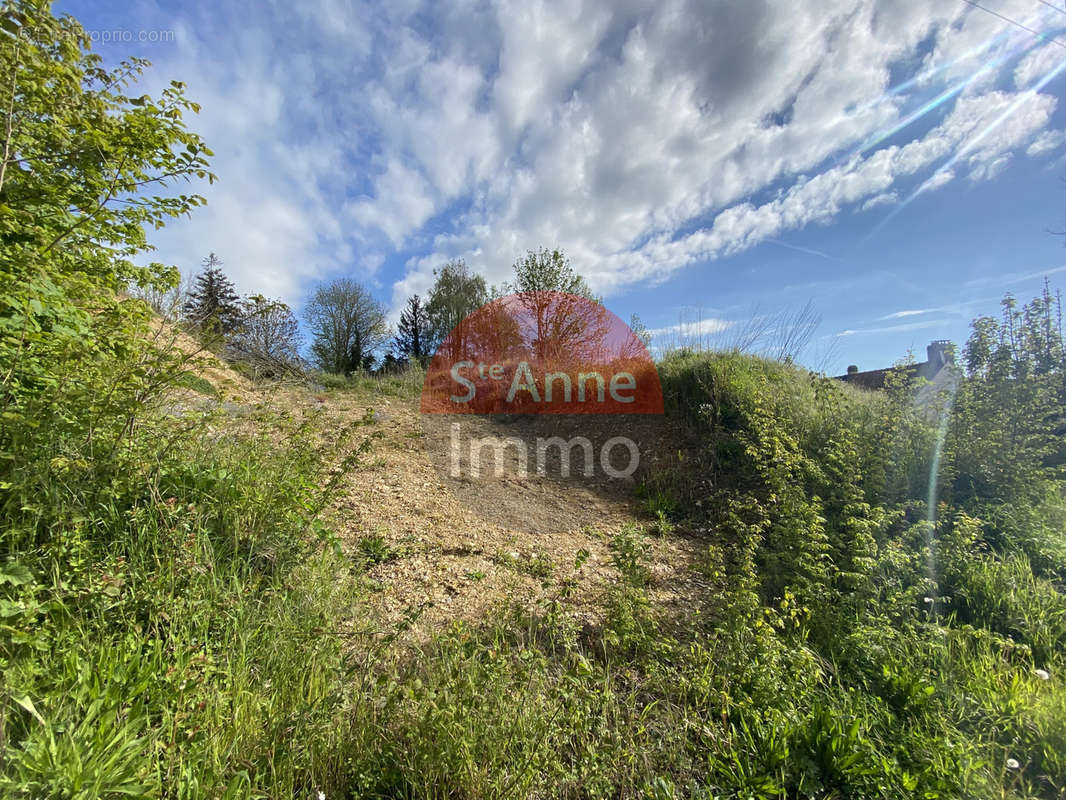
[380,352,404,373]
[183,253,242,333]
[393,294,430,365]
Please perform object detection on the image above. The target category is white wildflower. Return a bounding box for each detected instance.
[923,597,934,604]
[1006,758,1020,770]
[1035,668,1050,681]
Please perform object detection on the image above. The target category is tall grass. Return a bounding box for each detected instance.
[0,397,379,796]
[312,364,425,399]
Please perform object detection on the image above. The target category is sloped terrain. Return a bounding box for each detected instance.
[154,350,710,644]
[303,384,711,642]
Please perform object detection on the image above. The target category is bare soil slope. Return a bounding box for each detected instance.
[160,334,710,642]
[307,385,710,642]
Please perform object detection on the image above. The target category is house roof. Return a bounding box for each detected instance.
[834,340,954,390]
[835,363,921,389]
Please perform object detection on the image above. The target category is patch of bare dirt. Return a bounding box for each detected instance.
[303,387,711,643]
[164,331,712,643]
[152,319,262,410]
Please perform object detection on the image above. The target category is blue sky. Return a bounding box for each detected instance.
[59,0,1066,374]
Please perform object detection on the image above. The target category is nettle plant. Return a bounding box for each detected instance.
[0,1,215,536]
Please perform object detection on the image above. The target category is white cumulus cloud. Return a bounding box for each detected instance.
[117,0,1066,313]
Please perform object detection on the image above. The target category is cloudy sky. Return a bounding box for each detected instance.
[60,0,1066,373]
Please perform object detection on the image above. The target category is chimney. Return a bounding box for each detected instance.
[846,365,858,377]
[926,340,952,370]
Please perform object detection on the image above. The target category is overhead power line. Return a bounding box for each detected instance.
[1034,0,1066,20]
[957,0,1066,50]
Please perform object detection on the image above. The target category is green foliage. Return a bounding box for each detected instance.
[630,312,653,350]
[610,344,1066,798]
[2,4,1064,795]
[313,362,425,398]
[175,371,218,397]
[424,258,488,351]
[495,549,554,580]
[303,277,387,375]
[947,283,1066,506]
[392,293,430,365]
[0,387,385,792]
[358,532,396,565]
[610,523,650,587]
[507,247,599,301]
[0,6,377,795]
[0,0,215,537]
[182,253,241,335]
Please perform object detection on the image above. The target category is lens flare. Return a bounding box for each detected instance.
[923,372,959,620]
[852,25,1016,117]
[864,51,1066,242]
[849,39,1030,160]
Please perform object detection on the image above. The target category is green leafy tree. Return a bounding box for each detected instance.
[425,259,488,358]
[629,313,652,350]
[393,293,430,365]
[128,270,193,321]
[947,282,1066,504]
[183,253,242,334]
[0,0,214,514]
[507,247,598,300]
[303,277,387,375]
[507,248,605,362]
